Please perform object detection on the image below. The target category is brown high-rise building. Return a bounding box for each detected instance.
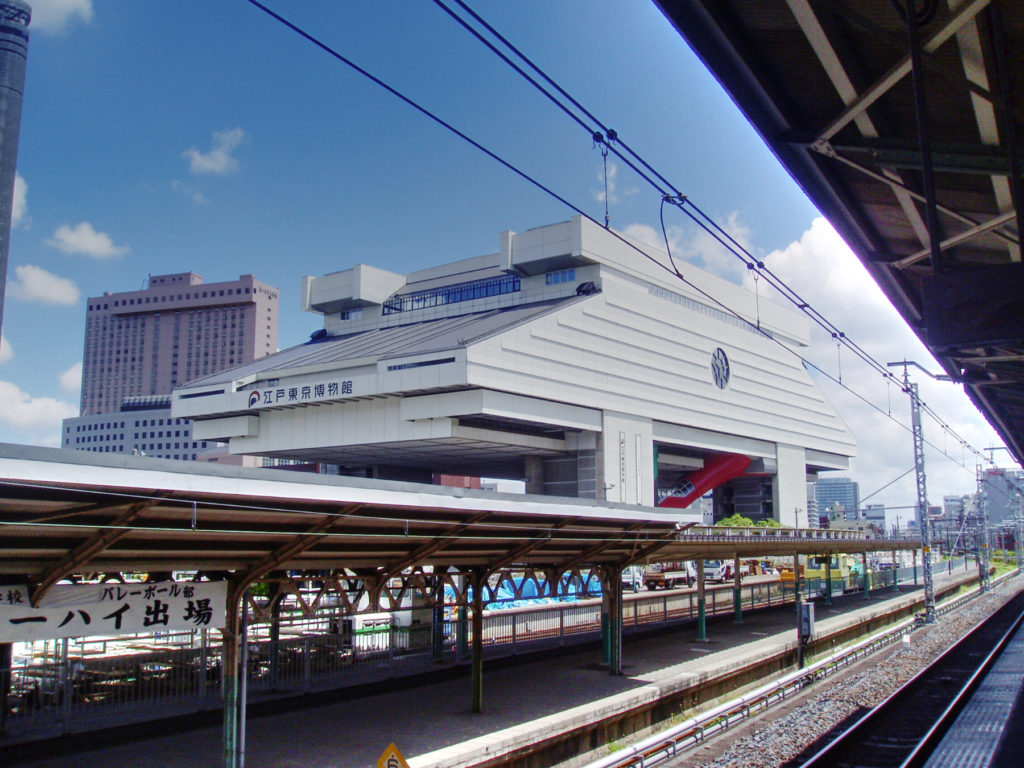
[78,272,279,416]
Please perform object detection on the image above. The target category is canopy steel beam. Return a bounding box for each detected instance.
[380,512,491,581]
[898,210,1018,267]
[822,141,1024,176]
[814,0,1017,120]
[229,504,364,605]
[817,149,1020,252]
[30,498,161,606]
[556,523,647,571]
[485,519,573,572]
[23,498,150,526]
[786,0,932,248]
[814,0,991,143]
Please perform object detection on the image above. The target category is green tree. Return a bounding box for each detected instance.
[716,513,755,527]
[755,518,782,527]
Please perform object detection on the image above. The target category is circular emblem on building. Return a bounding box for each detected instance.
[248,390,261,408]
[711,347,730,389]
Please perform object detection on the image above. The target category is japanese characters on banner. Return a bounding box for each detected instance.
[0,581,228,642]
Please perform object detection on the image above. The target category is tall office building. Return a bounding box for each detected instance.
[64,272,279,459]
[806,482,820,528]
[0,1,30,336]
[982,467,1024,525]
[814,477,860,519]
[78,272,278,415]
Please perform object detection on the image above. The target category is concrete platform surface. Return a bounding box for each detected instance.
[14,571,976,768]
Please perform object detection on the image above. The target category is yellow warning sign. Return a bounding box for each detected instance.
[377,742,410,768]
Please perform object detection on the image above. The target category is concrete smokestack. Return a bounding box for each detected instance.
[0,0,29,338]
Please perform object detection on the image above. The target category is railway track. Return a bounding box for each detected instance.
[576,573,1018,768]
[798,589,1024,768]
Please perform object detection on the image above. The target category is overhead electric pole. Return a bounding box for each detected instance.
[888,362,936,623]
[977,468,992,592]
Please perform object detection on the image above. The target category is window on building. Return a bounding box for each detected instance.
[545,268,576,285]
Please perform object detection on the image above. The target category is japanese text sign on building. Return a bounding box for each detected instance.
[246,379,354,409]
[0,580,228,643]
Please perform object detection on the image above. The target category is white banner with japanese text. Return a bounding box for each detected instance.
[0,581,228,642]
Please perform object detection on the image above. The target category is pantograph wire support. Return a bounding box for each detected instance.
[596,132,610,228]
[892,362,936,623]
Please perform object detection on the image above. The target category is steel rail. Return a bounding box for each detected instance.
[800,582,1024,768]
[579,570,1016,768]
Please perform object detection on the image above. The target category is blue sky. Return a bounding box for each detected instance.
[0,0,1011,513]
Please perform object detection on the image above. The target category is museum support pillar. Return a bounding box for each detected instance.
[772,445,807,527]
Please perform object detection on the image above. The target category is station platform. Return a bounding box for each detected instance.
[10,568,985,768]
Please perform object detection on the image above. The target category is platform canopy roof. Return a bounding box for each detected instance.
[0,445,908,598]
[656,0,1024,464]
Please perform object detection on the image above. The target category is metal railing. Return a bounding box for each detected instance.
[580,564,1006,768]
[681,526,922,543]
[0,568,955,740]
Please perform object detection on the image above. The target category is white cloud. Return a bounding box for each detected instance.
[9,264,80,305]
[621,211,753,283]
[753,217,1007,506]
[593,162,637,207]
[12,173,28,228]
[46,222,130,260]
[28,0,94,34]
[60,361,82,394]
[171,179,208,204]
[0,335,11,364]
[0,380,77,431]
[182,128,245,175]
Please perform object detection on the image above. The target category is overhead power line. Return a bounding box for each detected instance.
[241,0,986,472]
[431,0,990,466]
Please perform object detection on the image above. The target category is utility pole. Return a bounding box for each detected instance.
[977,469,992,592]
[1015,491,1023,571]
[888,362,936,623]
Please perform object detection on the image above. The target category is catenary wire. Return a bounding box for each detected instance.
[434,0,989,464]
[241,1,983,471]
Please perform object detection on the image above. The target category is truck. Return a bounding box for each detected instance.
[643,561,696,590]
[704,559,751,583]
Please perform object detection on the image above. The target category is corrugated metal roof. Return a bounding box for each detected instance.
[182,295,585,388]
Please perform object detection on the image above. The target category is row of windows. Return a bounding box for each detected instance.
[69,440,207,450]
[382,275,521,315]
[75,445,201,460]
[88,286,259,311]
[545,268,576,285]
[73,421,126,432]
[73,434,123,444]
[137,417,186,427]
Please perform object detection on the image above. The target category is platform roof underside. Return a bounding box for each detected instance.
[656,0,1024,464]
[0,445,908,583]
